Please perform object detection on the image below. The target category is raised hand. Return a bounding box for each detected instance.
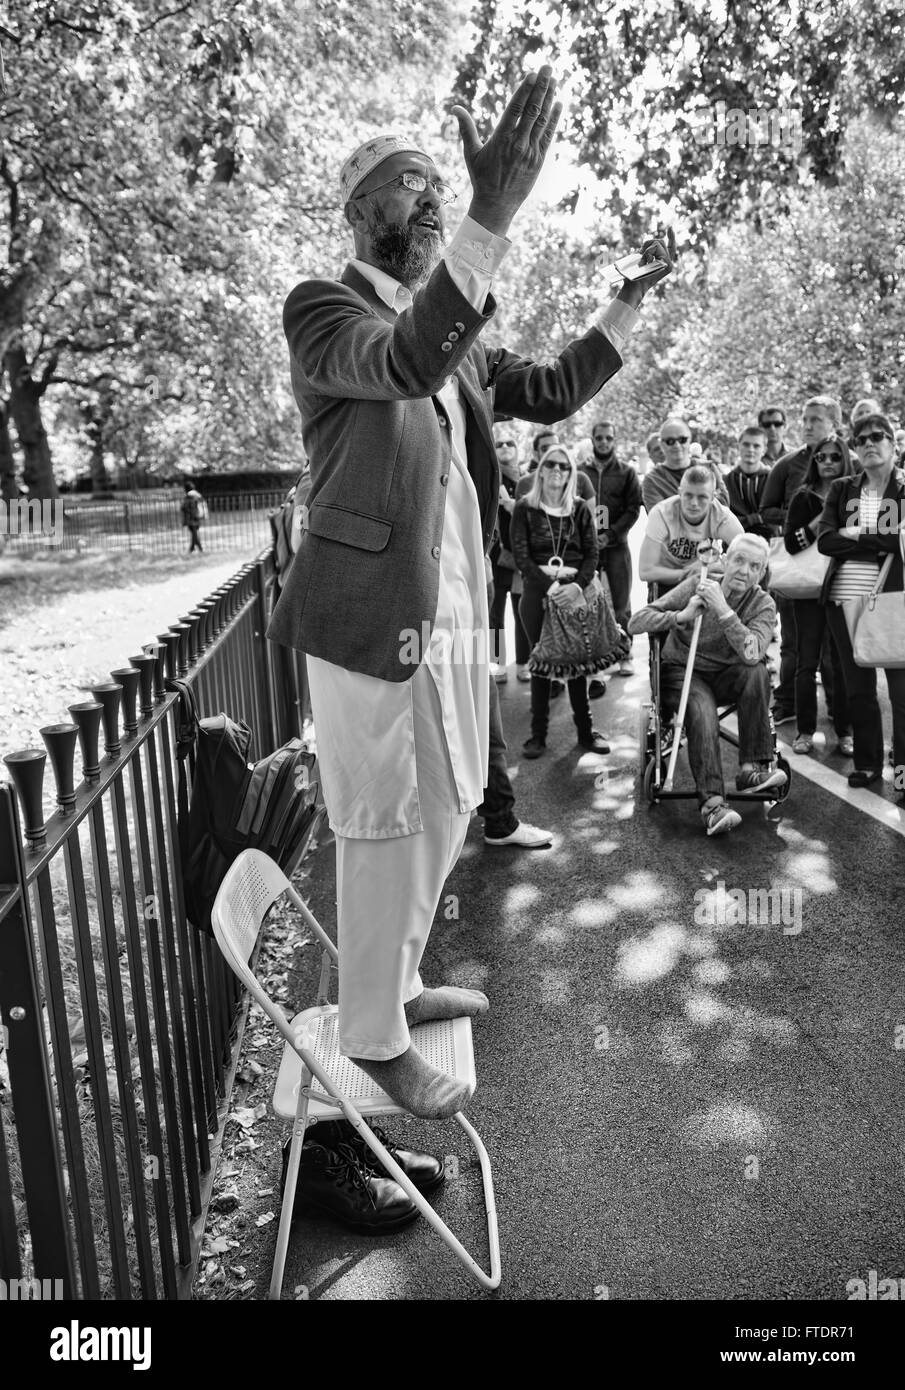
[449,66,563,237]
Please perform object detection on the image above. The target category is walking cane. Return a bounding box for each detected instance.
[662,540,720,792]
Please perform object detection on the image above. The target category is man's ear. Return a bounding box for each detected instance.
[344,198,366,230]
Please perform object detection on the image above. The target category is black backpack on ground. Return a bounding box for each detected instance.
[168,679,322,935]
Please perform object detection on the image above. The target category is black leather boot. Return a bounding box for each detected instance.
[302,1118,445,1194]
[279,1139,420,1233]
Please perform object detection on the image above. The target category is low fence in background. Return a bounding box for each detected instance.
[0,491,288,556]
[0,550,311,1298]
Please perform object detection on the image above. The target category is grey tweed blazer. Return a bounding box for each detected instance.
[267,260,623,680]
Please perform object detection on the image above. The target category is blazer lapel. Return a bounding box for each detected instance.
[341,264,398,324]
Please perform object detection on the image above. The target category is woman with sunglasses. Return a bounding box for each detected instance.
[511,445,610,758]
[783,434,854,755]
[817,413,905,796]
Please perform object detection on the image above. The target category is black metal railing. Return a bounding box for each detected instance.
[0,491,289,555]
[0,551,309,1298]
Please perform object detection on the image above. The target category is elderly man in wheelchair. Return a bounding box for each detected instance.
[629,533,788,835]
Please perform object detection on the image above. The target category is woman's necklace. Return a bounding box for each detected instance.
[544,507,572,559]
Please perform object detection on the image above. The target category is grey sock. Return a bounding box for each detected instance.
[350,1044,474,1120]
[404,986,489,1026]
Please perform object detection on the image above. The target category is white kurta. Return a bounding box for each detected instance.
[307,217,505,838]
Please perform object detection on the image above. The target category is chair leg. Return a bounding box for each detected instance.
[269,1069,313,1301]
[454,1112,501,1289]
[341,1102,502,1291]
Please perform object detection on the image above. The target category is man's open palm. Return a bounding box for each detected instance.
[450,66,563,233]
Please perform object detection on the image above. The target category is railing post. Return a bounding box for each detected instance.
[0,785,76,1293]
[254,559,278,752]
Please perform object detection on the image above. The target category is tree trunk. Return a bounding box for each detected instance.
[0,399,17,502]
[4,345,57,499]
[81,394,112,492]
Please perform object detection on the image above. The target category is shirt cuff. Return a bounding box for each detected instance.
[447,214,511,268]
[592,297,641,354]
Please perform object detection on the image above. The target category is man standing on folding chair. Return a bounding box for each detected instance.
[268,66,674,1118]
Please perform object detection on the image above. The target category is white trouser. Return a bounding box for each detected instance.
[332,667,471,1059]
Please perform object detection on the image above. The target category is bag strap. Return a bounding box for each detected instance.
[871,554,895,598]
[166,678,199,869]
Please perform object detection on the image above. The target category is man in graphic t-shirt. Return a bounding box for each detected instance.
[639,465,743,590]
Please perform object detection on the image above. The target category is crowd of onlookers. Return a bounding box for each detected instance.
[491,397,905,806]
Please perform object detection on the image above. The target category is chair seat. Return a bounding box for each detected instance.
[273,1006,477,1120]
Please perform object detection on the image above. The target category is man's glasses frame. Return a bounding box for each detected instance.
[854,431,892,447]
[661,436,691,446]
[762,419,785,428]
[354,171,457,205]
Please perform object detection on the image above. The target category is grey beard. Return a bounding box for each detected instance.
[369,209,441,288]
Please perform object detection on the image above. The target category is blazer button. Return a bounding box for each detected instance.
[441,341,452,352]
[437,415,447,428]
[440,474,449,486]
[431,545,441,559]
[448,330,459,342]
[454,322,465,332]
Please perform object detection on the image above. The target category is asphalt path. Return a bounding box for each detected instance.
[278,533,905,1305]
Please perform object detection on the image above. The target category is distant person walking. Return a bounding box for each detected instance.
[181,482,206,554]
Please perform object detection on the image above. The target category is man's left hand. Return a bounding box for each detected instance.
[616,226,676,308]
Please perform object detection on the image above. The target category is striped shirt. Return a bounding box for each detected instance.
[829,488,882,604]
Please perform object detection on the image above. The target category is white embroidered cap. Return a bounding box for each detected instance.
[340,132,432,203]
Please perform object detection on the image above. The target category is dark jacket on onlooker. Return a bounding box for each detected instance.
[490,471,519,563]
[784,438,855,557]
[725,465,772,538]
[816,466,905,602]
[510,497,599,592]
[760,446,810,530]
[580,456,642,544]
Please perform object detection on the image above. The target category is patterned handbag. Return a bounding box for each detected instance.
[527,565,629,679]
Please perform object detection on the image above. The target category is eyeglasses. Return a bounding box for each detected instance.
[854,431,892,447]
[814,451,843,463]
[662,436,691,446]
[496,441,516,449]
[762,419,784,428]
[542,462,571,472]
[356,171,457,204]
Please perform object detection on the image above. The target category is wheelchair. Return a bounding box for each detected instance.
[639,622,792,810]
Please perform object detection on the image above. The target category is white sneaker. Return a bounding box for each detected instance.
[484,822,553,848]
[516,665,531,682]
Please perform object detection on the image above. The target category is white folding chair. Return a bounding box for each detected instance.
[210,847,501,1298]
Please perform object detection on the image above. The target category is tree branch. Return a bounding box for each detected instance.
[140,4,193,33]
[0,154,18,234]
[33,161,123,251]
[39,350,59,391]
[52,371,185,401]
[44,18,103,37]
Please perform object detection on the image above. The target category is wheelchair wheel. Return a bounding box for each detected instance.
[643,756,659,804]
